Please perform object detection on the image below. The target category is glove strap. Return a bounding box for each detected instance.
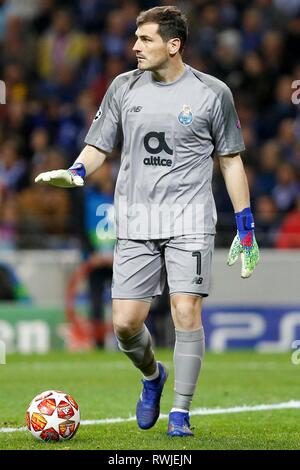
[68,163,86,178]
[235,207,255,247]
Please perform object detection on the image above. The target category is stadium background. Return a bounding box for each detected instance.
[0,0,300,354]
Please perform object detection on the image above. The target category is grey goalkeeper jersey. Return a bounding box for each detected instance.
[85,64,245,239]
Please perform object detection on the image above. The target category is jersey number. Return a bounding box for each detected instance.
[192,251,202,275]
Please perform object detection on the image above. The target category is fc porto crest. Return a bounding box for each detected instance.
[178,104,193,126]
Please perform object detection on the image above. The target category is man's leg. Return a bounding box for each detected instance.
[113,298,156,377]
[112,238,166,379]
[169,294,204,435]
[165,234,213,436]
[111,239,170,430]
[113,298,168,429]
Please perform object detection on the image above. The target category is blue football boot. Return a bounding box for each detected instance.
[167,411,194,437]
[136,362,168,430]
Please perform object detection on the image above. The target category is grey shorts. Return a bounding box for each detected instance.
[111,234,214,299]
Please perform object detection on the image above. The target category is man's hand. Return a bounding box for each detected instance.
[227,234,259,278]
[35,163,86,188]
[227,207,260,278]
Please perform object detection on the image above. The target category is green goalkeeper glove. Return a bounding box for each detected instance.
[227,207,260,278]
[34,163,86,188]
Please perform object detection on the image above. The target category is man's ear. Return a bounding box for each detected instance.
[168,38,181,56]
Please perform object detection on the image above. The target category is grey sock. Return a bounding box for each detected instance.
[116,325,157,376]
[173,327,205,411]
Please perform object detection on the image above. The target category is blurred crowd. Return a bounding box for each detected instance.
[0,0,300,251]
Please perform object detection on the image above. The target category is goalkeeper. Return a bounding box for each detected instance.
[35,5,259,437]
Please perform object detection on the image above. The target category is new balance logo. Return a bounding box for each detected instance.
[94,107,102,121]
[192,276,203,285]
[129,106,142,112]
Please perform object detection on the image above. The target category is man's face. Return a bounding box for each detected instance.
[133,23,170,71]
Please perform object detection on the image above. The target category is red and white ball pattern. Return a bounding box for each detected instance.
[26,390,80,441]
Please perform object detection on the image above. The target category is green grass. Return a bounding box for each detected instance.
[0,350,299,450]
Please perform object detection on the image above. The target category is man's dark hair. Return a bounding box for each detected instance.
[136,6,188,54]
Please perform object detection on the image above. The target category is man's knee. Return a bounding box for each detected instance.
[112,299,150,338]
[171,295,202,331]
[113,319,141,338]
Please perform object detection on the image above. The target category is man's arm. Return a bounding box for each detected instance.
[74,144,107,176]
[219,154,250,212]
[35,144,108,187]
[219,153,259,278]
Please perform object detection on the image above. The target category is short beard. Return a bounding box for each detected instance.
[138,61,164,72]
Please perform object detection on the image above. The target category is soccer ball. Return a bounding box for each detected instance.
[26,390,80,442]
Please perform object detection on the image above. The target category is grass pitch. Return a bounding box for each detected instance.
[0,350,299,450]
